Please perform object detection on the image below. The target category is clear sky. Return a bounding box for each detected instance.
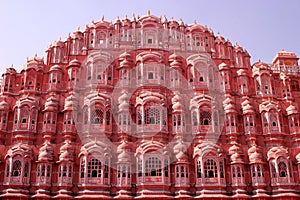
[0,0,299,73]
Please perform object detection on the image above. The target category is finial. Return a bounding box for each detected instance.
[125,15,128,19]
[282,48,285,51]
[102,15,104,21]
[194,19,197,24]
[137,14,140,19]
[34,53,37,58]
[11,64,14,68]
[92,20,94,23]
[77,26,80,31]
[258,59,261,62]
[117,16,119,20]
[217,31,220,36]
[148,10,150,15]
[59,37,62,41]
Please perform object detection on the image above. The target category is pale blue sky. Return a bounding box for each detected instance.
[0,0,299,72]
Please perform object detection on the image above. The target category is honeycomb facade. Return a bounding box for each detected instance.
[0,12,300,199]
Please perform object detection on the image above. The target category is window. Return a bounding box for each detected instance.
[148,38,153,44]
[145,157,162,176]
[12,160,22,176]
[80,159,85,178]
[145,107,160,124]
[204,159,217,178]
[278,161,287,177]
[87,158,101,178]
[91,109,103,124]
[200,111,211,125]
[197,160,202,178]
[148,72,154,79]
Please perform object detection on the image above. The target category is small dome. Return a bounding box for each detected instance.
[38,141,54,162]
[59,141,74,162]
[248,145,263,163]
[44,96,58,112]
[249,151,263,163]
[175,151,189,162]
[68,59,81,67]
[64,92,78,111]
[49,64,63,72]
[230,152,243,163]
[0,100,9,111]
[228,143,241,155]
[172,94,184,112]
[286,104,298,115]
[119,51,131,60]
[5,67,17,75]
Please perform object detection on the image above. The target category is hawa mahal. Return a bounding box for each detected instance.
[0,12,300,199]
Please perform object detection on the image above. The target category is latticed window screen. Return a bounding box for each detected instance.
[204,159,218,178]
[200,111,211,125]
[91,109,103,124]
[12,160,22,176]
[137,110,142,125]
[145,107,160,124]
[278,161,287,177]
[80,159,85,178]
[219,161,224,178]
[197,160,202,178]
[138,159,142,177]
[87,158,102,178]
[145,157,162,176]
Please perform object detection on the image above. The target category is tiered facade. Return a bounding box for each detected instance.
[0,12,300,199]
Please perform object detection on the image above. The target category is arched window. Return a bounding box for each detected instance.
[145,157,162,176]
[145,107,160,124]
[12,160,22,176]
[196,160,202,178]
[80,159,85,178]
[91,109,103,124]
[200,111,211,125]
[87,158,102,178]
[204,159,217,178]
[148,72,154,79]
[257,165,263,177]
[278,161,287,177]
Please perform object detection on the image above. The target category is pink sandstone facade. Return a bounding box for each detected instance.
[0,12,300,199]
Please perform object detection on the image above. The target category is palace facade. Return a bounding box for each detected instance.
[0,12,300,199]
